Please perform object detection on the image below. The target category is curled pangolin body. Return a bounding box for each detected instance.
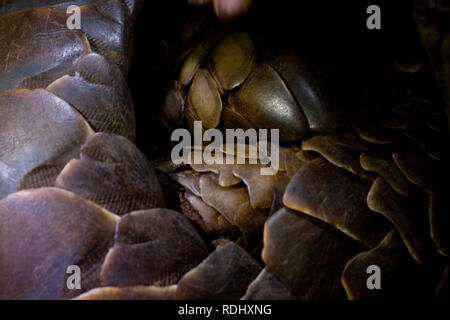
[0,0,449,300]
[161,4,450,300]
